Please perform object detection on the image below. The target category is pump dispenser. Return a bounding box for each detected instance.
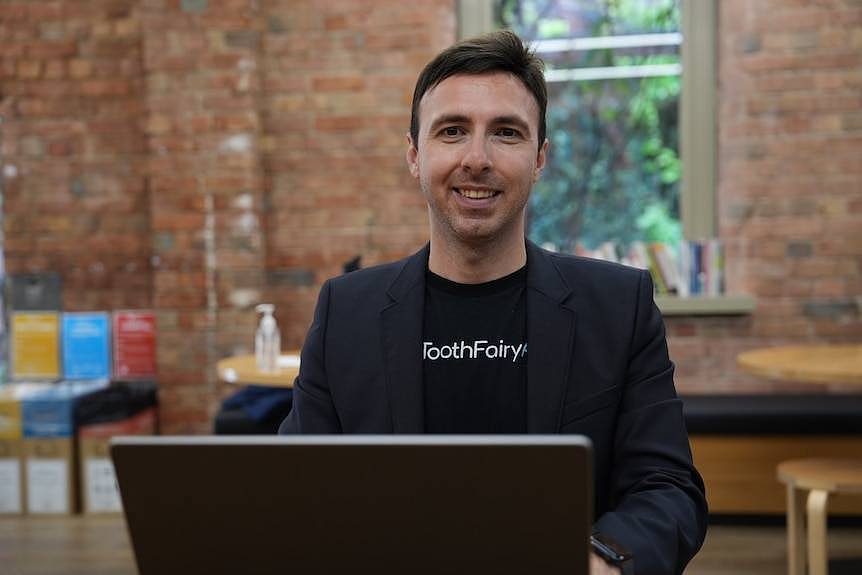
[254,304,280,373]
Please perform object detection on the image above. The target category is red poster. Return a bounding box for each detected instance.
[112,312,157,379]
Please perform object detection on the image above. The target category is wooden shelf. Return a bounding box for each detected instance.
[655,294,756,316]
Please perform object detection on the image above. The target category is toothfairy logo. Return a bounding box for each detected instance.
[422,340,527,363]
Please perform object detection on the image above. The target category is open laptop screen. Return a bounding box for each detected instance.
[111,435,592,575]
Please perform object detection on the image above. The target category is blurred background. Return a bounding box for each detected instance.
[0,1,860,573]
[2,0,859,433]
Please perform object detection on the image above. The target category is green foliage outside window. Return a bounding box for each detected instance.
[497,0,682,253]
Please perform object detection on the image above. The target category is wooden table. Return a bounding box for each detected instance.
[737,344,862,385]
[216,353,300,388]
[737,344,862,575]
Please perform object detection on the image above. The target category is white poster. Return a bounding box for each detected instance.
[85,458,122,513]
[26,458,68,514]
[0,459,22,513]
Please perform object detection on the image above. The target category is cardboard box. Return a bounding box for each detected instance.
[79,407,157,514]
[0,386,24,514]
[0,383,50,515]
[0,439,24,514]
[21,381,108,514]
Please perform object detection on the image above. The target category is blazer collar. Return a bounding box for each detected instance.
[525,241,578,433]
[380,241,577,434]
[380,245,429,433]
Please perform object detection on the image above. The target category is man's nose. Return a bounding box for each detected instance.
[460,136,493,173]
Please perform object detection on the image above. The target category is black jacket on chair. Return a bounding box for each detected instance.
[280,240,708,575]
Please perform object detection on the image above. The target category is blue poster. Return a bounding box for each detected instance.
[62,313,111,380]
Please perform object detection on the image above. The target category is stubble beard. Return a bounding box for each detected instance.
[422,182,529,255]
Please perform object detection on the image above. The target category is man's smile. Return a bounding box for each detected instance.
[452,186,502,201]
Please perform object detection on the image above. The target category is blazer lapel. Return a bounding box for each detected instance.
[525,242,578,433]
[380,245,429,433]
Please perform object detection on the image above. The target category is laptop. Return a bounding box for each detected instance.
[110,435,593,575]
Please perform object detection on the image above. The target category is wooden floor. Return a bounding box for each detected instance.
[1,515,860,574]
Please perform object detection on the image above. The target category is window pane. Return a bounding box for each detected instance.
[496,0,681,254]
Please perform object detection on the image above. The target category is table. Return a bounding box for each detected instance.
[737,344,862,575]
[737,344,862,385]
[216,353,300,388]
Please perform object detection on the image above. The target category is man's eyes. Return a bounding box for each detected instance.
[436,126,522,139]
[496,127,521,139]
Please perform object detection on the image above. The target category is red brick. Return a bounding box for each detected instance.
[312,75,365,92]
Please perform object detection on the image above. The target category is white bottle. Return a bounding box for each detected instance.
[255,304,280,373]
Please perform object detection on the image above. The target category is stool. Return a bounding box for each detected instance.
[777,459,862,575]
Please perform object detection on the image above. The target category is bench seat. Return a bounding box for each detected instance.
[680,394,862,515]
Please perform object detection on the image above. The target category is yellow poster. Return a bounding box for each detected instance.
[12,313,61,380]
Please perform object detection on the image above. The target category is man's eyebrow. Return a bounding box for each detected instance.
[426,114,471,134]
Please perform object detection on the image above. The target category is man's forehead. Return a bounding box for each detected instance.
[419,72,539,126]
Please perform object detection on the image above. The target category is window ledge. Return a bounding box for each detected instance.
[655,294,756,316]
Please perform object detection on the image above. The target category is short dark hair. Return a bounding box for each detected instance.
[410,30,547,152]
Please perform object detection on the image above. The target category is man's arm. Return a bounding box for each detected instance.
[592,270,708,575]
[279,279,342,434]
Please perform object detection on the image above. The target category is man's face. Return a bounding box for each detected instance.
[406,72,548,248]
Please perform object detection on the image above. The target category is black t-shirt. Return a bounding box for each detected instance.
[422,266,527,433]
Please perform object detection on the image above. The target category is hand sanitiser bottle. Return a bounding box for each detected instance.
[255,304,280,372]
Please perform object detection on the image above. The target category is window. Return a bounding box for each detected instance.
[458,0,716,251]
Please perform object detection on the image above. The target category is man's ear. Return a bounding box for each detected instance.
[533,138,549,182]
[406,133,420,179]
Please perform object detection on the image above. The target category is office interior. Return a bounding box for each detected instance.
[0,0,860,574]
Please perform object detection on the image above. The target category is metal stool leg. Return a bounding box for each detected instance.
[787,484,807,575]
[807,489,829,575]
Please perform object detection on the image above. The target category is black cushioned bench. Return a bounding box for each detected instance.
[680,394,862,515]
[683,394,862,436]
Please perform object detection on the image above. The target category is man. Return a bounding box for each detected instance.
[281,30,707,575]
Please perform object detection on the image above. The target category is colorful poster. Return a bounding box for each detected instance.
[62,313,111,380]
[113,311,157,379]
[11,312,61,380]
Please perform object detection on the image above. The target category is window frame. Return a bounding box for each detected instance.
[457,0,717,240]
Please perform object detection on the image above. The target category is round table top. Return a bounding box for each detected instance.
[736,344,862,385]
[216,353,300,388]
[777,458,862,493]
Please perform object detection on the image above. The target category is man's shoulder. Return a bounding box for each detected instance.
[329,258,407,289]
[326,248,425,297]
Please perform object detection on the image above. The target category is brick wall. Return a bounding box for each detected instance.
[260,0,454,346]
[0,0,150,311]
[668,0,862,394]
[2,1,859,430]
[139,0,268,433]
[1,0,453,432]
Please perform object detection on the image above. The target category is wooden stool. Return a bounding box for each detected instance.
[777,459,862,575]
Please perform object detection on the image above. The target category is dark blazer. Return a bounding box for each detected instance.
[280,241,708,575]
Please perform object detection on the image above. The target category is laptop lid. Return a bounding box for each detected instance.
[111,435,592,575]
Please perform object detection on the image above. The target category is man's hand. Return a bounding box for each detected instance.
[590,552,622,575]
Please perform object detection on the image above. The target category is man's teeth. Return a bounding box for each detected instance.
[456,188,496,199]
